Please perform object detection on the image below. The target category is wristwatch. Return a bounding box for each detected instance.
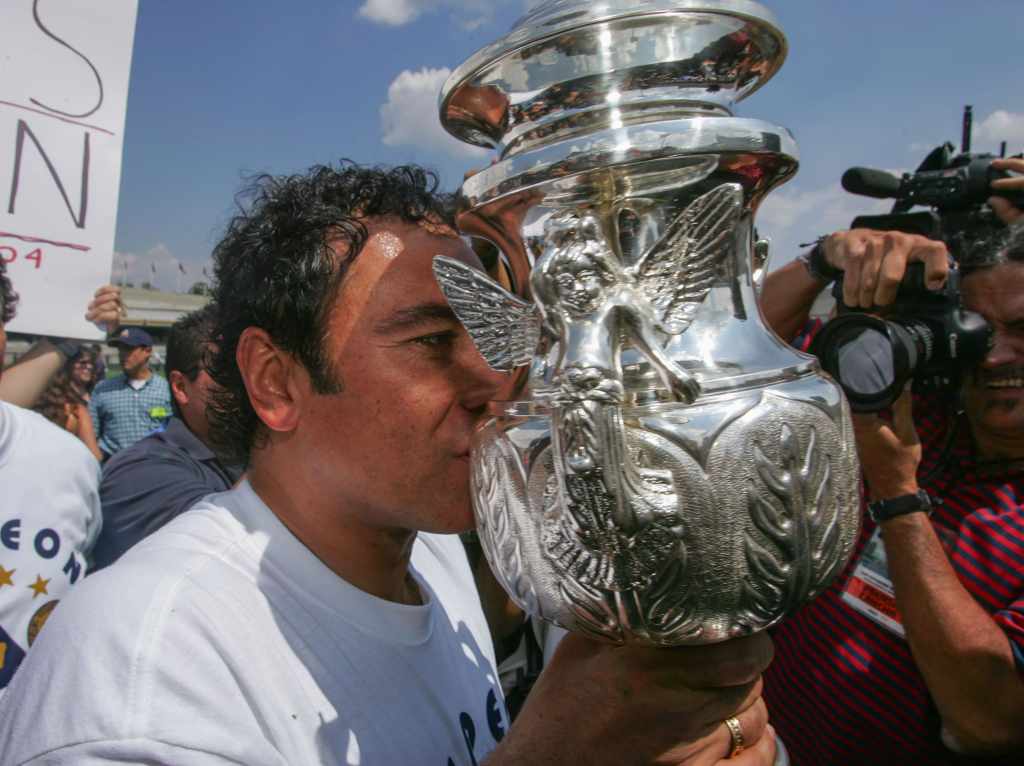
[867,490,932,524]
[797,238,843,284]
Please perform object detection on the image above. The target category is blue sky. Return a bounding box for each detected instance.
[114,0,1024,290]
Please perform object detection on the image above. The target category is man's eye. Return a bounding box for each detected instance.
[412,331,455,349]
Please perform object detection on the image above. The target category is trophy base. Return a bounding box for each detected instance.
[472,374,861,646]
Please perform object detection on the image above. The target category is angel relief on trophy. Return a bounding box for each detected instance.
[434,183,742,627]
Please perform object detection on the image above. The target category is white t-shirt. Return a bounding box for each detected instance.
[0,402,100,691]
[0,480,507,765]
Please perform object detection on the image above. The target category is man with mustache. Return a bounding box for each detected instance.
[759,157,1024,765]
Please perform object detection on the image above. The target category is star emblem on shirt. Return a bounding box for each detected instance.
[28,575,50,599]
[0,565,14,588]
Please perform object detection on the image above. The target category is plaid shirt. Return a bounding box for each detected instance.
[88,374,172,457]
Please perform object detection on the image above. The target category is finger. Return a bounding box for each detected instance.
[989,196,1024,226]
[89,296,121,310]
[873,233,910,306]
[711,699,770,764]
[899,236,948,291]
[857,236,884,308]
[890,388,919,445]
[85,301,121,320]
[839,234,869,307]
[991,176,1024,190]
[991,157,1024,176]
[992,157,1024,169]
[714,723,778,766]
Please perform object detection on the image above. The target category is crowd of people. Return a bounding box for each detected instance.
[0,154,1020,765]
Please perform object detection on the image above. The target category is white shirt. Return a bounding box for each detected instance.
[0,480,506,765]
[0,402,100,691]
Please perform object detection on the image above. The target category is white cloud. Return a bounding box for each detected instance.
[973,110,1024,153]
[757,182,890,270]
[356,0,527,30]
[910,110,1024,156]
[380,67,490,158]
[357,0,423,26]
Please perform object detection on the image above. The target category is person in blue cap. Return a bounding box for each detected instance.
[88,327,171,459]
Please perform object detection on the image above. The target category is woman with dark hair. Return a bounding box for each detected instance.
[34,350,102,460]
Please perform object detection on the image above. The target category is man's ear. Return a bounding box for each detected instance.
[168,369,189,407]
[235,327,302,434]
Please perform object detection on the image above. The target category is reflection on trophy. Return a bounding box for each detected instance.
[436,0,861,647]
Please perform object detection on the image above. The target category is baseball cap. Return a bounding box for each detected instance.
[109,327,154,348]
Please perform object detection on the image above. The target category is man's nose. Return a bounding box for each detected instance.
[457,345,508,414]
[982,329,1020,368]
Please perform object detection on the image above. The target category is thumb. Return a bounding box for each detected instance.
[891,388,918,445]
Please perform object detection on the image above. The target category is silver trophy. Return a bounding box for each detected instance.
[436,0,861,647]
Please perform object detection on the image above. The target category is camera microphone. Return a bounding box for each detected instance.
[841,167,903,199]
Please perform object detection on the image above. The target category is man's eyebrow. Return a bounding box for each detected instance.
[374,302,458,334]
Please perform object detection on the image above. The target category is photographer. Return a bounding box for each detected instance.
[759,157,1024,765]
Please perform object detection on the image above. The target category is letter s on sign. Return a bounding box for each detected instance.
[29,0,105,119]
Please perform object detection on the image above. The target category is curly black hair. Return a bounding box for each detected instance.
[0,258,19,325]
[207,161,454,465]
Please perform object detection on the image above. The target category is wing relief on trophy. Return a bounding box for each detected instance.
[432,256,540,374]
[438,0,862,651]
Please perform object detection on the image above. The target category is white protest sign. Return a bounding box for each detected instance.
[0,0,138,339]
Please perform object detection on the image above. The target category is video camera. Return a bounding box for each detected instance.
[810,106,1017,412]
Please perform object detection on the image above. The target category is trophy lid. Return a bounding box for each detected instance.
[440,0,787,156]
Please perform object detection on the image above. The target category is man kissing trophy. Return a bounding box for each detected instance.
[435,2,862,759]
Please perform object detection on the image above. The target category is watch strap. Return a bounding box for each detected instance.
[797,238,843,284]
[868,490,932,523]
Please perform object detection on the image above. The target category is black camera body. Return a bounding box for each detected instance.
[886,147,1023,211]
[810,263,991,412]
[811,108,1007,412]
[842,144,1024,249]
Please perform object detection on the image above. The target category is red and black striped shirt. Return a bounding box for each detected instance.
[765,321,1024,765]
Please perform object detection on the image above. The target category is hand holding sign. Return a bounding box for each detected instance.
[0,0,138,340]
[84,284,123,336]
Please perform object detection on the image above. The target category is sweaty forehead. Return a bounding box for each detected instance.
[962,263,1024,321]
[326,219,478,346]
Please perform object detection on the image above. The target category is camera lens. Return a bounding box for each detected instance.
[834,325,896,397]
[809,315,934,412]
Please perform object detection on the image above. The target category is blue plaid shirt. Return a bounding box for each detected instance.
[88,374,172,457]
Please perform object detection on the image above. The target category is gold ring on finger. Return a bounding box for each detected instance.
[723,715,745,759]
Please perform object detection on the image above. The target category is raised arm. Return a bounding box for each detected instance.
[0,286,123,407]
[760,232,949,342]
